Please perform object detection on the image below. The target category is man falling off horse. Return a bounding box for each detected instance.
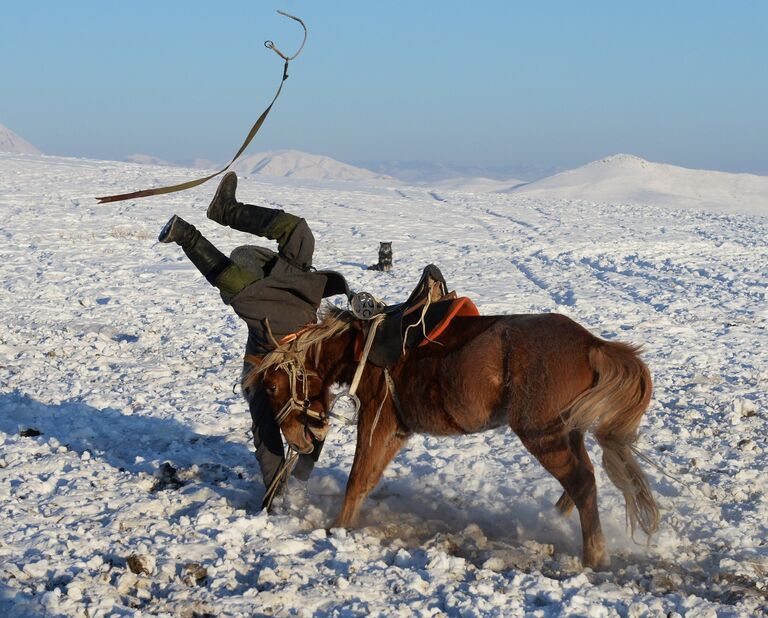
[158,172,338,508]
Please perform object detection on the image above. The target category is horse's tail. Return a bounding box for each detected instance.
[564,340,659,538]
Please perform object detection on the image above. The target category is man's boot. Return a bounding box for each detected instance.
[158,215,231,285]
[206,172,241,224]
[206,172,302,246]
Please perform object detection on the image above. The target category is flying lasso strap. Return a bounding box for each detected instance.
[96,10,307,204]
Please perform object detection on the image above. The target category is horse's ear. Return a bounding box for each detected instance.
[242,354,265,393]
[244,354,264,369]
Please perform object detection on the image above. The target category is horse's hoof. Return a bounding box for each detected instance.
[583,553,611,572]
[330,517,349,530]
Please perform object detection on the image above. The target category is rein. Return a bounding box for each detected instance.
[261,450,299,511]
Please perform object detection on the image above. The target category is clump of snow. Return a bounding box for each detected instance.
[0,152,766,616]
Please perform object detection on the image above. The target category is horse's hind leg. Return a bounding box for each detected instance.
[516,427,608,570]
[555,431,593,518]
[334,407,409,529]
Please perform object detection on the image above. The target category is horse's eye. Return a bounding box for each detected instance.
[266,383,277,394]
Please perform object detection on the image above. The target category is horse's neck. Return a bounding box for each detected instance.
[316,328,358,386]
[315,326,388,420]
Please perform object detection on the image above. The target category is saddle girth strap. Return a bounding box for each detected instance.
[384,369,404,420]
[348,313,385,399]
[367,369,403,447]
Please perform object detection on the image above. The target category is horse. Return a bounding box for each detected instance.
[246,306,659,569]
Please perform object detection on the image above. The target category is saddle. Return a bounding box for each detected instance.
[311,263,479,368]
[363,265,479,368]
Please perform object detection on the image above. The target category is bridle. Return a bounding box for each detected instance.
[270,367,328,456]
[271,313,385,428]
[274,389,327,426]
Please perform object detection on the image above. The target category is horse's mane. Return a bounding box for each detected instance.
[242,304,355,397]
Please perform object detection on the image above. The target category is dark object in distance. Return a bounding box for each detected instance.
[367,242,393,272]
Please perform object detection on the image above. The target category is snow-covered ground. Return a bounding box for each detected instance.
[1,153,767,617]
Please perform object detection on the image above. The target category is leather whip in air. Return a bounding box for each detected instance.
[96,10,307,204]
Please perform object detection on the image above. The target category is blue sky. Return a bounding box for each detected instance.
[2,1,767,174]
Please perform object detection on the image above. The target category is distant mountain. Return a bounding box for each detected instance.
[0,123,42,155]
[231,150,393,183]
[126,154,174,166]
[509,154,768,215]
[364,160,560,184]
[126,155,218,170]
[188,158,219,171]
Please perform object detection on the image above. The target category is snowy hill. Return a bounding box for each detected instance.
[509,154,768,215]
[231,149,393,183]
[125,153,174,166]
[0,122,42,155]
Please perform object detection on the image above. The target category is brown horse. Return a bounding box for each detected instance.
[247,308,659,569]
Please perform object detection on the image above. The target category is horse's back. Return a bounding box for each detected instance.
[397,313,598,433]
[434,312,598,362]
[406,313,601,433]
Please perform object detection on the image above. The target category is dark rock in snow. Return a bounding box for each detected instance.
[151,461,183,492]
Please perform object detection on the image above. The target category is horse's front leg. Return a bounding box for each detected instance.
[333,402,408,528]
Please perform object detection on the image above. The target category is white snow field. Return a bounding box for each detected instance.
[1,152,767,617]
